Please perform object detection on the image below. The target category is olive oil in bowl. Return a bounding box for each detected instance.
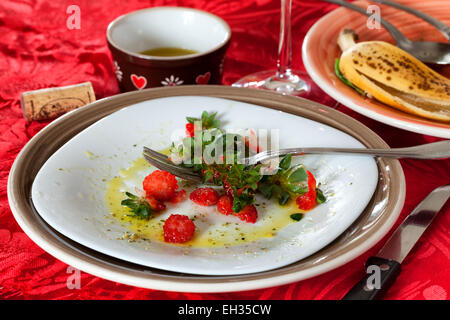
[140,47,198,57]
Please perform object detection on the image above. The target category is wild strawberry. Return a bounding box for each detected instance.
[189,187,219,206]
[222,178,234,198]
[186,123,195,137]
[163,214,195,243]
[216,195,234,215]
[213,170,221,181]
[143,170,178,201]
[296,171,317,211]
[296,191,316,211]
[169,189,187,204]
[145,194,166,211]
[236,204,258,223]
[306,170,317,191]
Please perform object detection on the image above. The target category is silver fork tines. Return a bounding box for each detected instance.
[142,147,204,183]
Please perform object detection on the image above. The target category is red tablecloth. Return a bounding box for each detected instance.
[0,0,449,300]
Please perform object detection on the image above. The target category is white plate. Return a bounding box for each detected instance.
[31,96,378,275]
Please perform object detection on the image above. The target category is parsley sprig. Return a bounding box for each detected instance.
[259,154,309,205]
[223,163,263,212]
[186,111,220,130]
[171,111,326,213]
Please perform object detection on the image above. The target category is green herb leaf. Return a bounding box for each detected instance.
[286,183,307,194]
[196,111,220,129]
[212,119,220,128]
[232,198,242,213]
[288,167,308,183]
[202,171,213,183]
[186,116,199,124]
[278,190,290,206]
[279,154,292,171]
[259,183,274,199]
[290,213,304,221]
[316,188,326,204]
[271,185,290,205]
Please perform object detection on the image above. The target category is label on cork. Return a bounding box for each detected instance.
[20,82,96,121]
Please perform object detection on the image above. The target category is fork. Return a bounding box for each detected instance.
[143,140,450,183]
[370,0,450,41]
[324,0,450,64]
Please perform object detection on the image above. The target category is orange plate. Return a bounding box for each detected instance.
[303,0,450,138]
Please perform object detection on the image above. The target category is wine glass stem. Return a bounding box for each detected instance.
[277,0,293,78]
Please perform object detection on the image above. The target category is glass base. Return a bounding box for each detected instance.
[232,69,336,106]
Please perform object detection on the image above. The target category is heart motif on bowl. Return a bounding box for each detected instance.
[195,72,211,85]
[130,74,147,90]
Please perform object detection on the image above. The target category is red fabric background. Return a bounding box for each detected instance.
[0,0,449,300]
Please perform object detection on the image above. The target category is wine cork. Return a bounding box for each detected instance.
[21,82,96,121]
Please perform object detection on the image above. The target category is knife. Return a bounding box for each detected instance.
[342,184,450,300]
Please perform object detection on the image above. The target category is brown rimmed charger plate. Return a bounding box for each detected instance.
[8,85,405,292]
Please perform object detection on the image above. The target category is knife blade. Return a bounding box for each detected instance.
[342,184,450,300]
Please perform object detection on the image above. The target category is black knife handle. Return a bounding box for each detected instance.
[342,257,401,300]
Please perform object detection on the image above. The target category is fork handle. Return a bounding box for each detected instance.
[253,140,450,162]
[371,0,450,41]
